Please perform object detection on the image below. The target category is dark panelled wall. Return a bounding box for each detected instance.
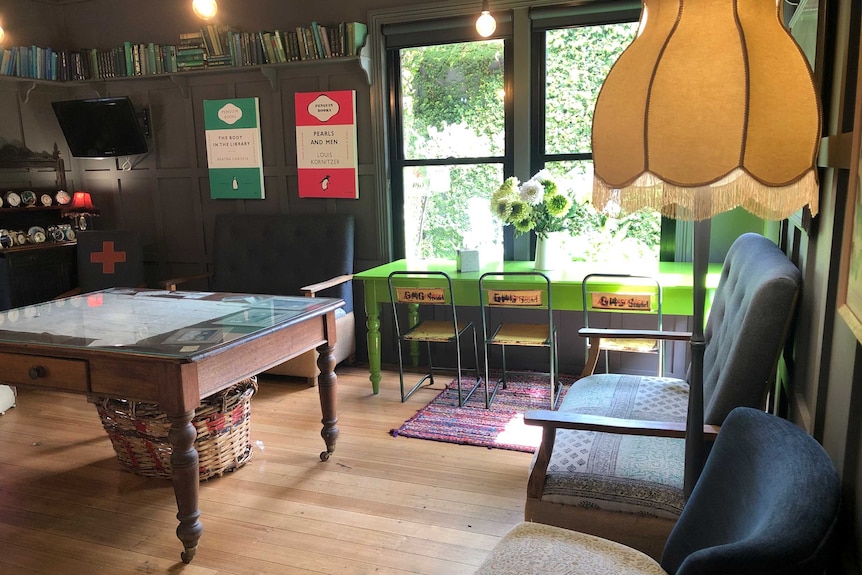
[3,3,862,571]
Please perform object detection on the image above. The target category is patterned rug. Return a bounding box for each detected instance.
[390,372,574,453]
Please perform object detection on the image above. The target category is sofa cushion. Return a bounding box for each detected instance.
[211,213,354,313]
[540,374,688,519]
[476,522,666,575]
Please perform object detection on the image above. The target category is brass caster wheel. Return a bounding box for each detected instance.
[320,450,331,461]
[181,546,197,564]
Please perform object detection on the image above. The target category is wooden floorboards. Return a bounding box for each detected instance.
[0,366,533,574]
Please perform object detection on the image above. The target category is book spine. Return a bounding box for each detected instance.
[147,42,157,75]
[296,27,308,60]
[319,26,332,59]
[200,26,215,56]
[260,32,275,64]
[287,31,300,61]
[310,21,325,59]
[273,30,287,63]
[0,48,8,77]
[304,27,318,59]
[353,22,368,55]
[123,41,134,76]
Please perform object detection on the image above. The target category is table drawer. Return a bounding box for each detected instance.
[0,352,89,391]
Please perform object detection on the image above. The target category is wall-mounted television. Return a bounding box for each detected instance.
[51,97,149,158]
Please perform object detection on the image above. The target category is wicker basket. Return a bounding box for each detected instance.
[95,377,258,480]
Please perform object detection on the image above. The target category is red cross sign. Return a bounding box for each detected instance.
[90,241,127,274]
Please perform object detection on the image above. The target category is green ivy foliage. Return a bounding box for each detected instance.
[400,23,660,263]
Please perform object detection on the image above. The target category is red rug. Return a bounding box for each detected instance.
[390,373,574,453]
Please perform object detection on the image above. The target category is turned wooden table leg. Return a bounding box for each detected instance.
[166,409,202,563]
[316,341,339,461]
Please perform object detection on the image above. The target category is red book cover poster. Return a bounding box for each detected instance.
[295,90,358,199]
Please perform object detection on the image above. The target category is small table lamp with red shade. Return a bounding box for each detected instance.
[66,191,99,230]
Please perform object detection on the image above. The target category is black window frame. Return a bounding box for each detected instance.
[384,17,514,260]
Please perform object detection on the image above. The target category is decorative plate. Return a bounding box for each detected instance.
[13,231,26,245]
[28,226,46,243]
[20,190,37,207]
[55,190,71,205]
[40,193,53,206]
[5,192,21,208]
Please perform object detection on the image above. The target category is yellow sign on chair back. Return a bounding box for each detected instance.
[590,292,653,311]
[487,289,543,307]
[394,287,445,303]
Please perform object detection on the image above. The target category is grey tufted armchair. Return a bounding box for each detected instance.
[523,233,802,560]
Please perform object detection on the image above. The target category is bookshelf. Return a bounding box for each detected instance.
[0,21,371,89]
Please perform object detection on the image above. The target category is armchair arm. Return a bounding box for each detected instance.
[524,409,719,439]
[523,409,719,500]
[579,327,692,341]
[579,327,692,376]
[160,272,212,292]
[300,274,353,297]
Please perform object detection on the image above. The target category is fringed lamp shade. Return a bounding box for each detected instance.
[591,0,821,221]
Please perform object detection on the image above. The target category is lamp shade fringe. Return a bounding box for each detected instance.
[593,168,819,221]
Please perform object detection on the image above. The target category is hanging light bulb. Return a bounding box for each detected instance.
[476,0,496,38]
[192,0,218,20]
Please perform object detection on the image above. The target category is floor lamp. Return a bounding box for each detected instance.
[590,0,821,496]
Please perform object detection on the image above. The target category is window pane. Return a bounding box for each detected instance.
[545,23,638,155]
[545,160,661,265]
[400,41,505,160]
[403,163,504,260]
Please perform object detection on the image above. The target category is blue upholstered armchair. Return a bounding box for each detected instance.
[524,233,803,559]
[478,407,840,575]
[163,213,355,385]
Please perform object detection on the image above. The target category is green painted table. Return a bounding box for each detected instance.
[355,259,723,394]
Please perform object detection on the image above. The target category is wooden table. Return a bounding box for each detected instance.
[355,259,723,394]
[0,288,343,563]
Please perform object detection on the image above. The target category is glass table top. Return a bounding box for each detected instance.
[0,288,343,359]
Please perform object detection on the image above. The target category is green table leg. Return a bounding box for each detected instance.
[364,285,382,394]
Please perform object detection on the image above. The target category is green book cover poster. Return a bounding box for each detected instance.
[203,97,265,199]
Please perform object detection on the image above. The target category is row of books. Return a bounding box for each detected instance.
[0,21,368,81]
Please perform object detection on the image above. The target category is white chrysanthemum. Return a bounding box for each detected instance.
[519,179,544,205]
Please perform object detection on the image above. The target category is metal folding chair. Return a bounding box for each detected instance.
[388,270,481,406]
[581,273,664,376]
[479,271,559,409]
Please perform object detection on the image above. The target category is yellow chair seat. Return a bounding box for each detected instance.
[598,338,659,354]
[403,320,470,342]
[492,323,551,346]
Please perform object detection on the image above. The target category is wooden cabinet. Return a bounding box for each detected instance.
[0,242,77,310]
[0,150,77,310]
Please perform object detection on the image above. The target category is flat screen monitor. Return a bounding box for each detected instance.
[51,97,148,158]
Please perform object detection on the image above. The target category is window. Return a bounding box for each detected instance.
[384,5,661,264]
[533,20,662,264]
[394,40,509,261]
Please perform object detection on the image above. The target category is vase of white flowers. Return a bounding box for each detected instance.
[534,231,566,271]
[489,170,574,270]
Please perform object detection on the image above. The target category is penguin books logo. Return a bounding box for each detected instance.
[307,95,339,122]
[218,103,243,125]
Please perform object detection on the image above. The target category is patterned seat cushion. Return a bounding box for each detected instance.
[540,374,689,519]
[475,522,667,575]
